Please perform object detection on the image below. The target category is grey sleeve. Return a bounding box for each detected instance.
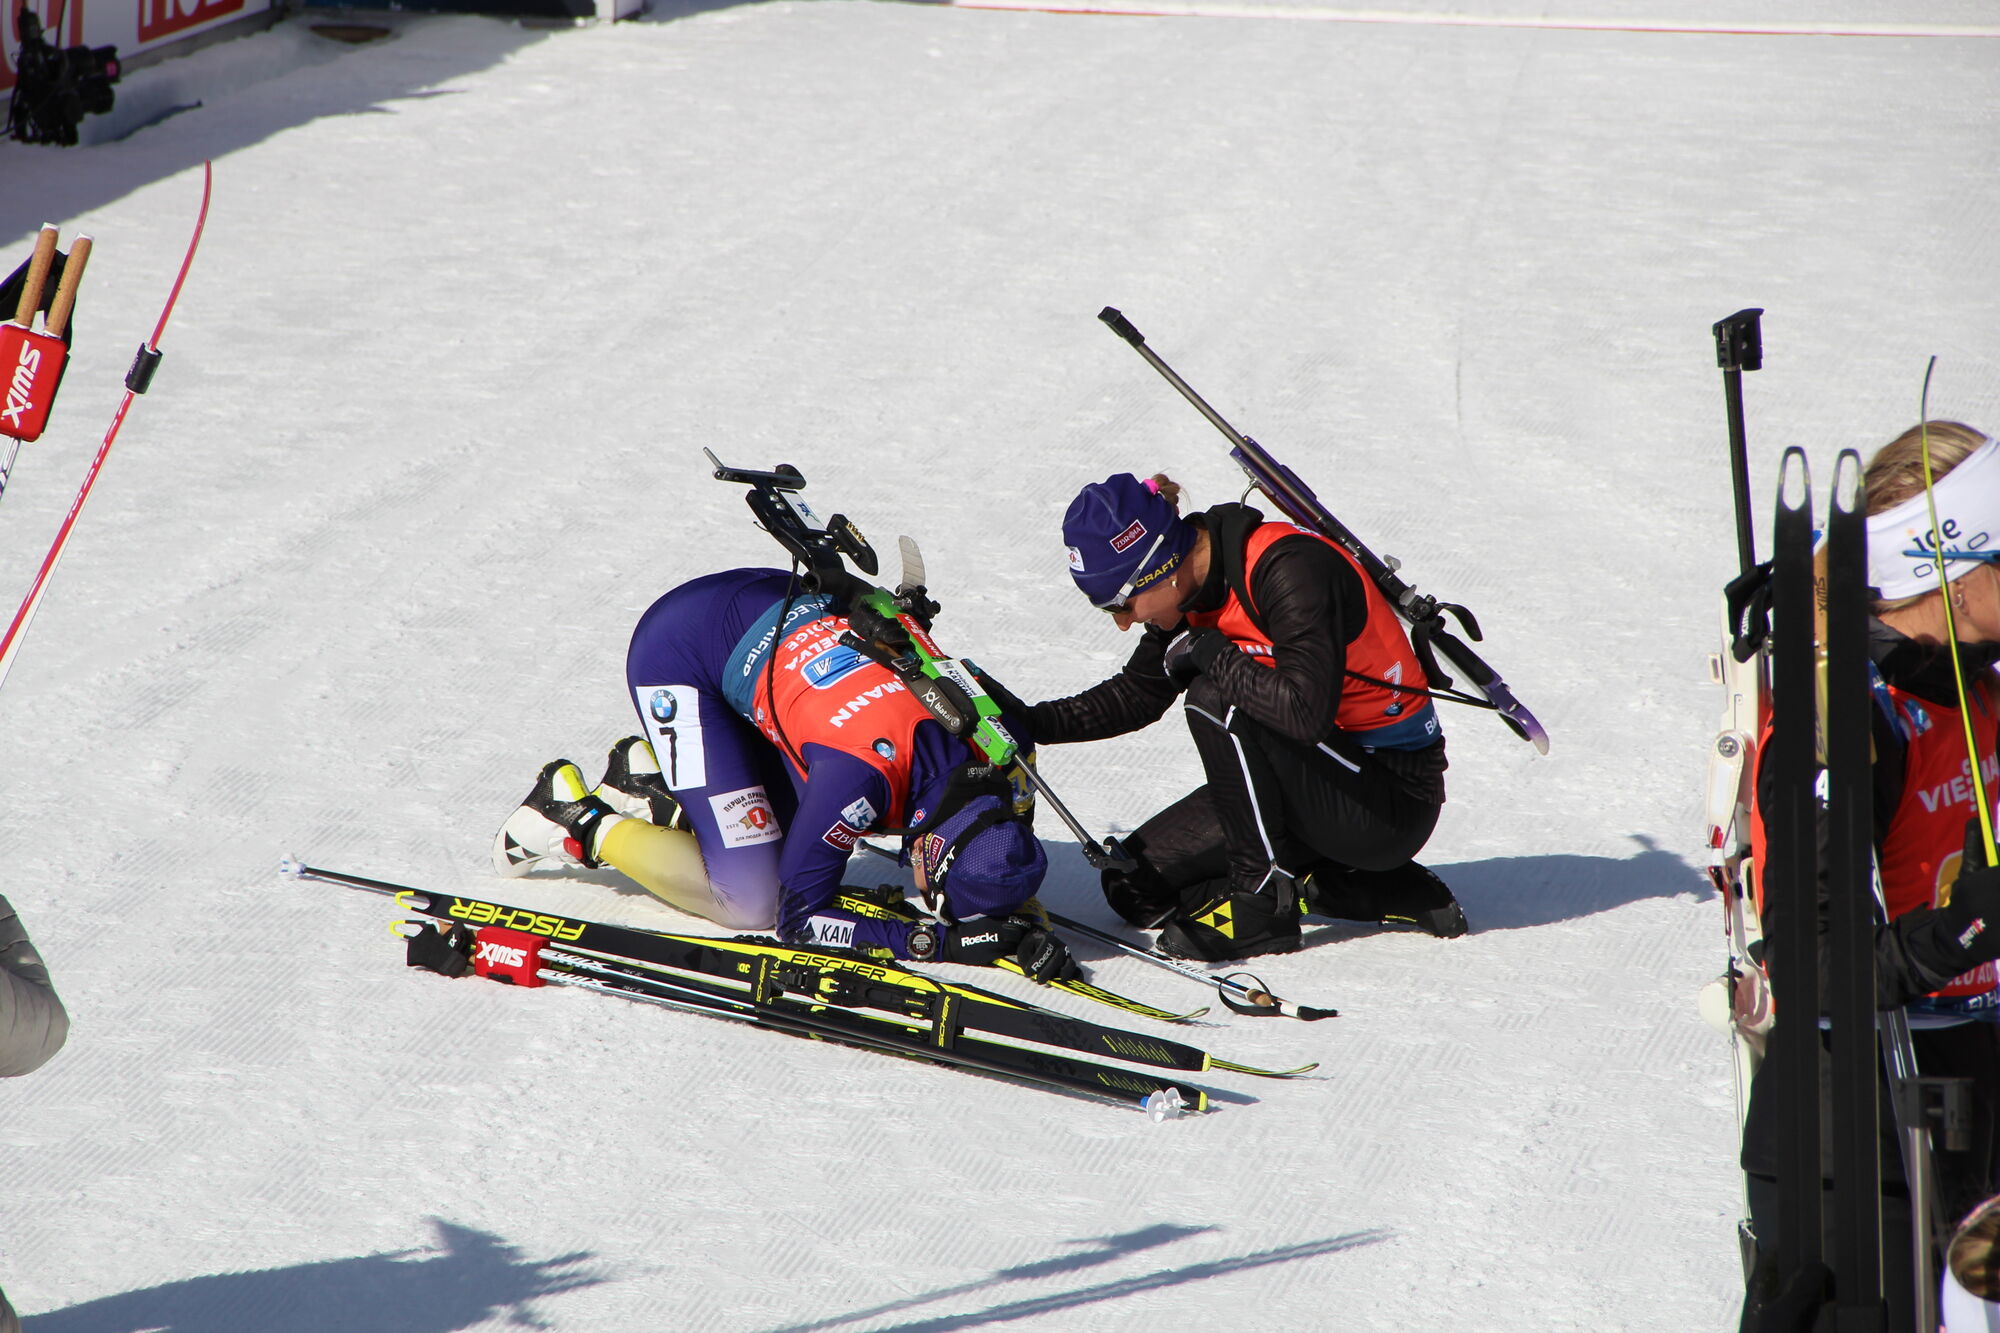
[0,895,69,1078]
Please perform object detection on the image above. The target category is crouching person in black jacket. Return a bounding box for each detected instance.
[1019,473,1464,962]
[1,896,69,1333]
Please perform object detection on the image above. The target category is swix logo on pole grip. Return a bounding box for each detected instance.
[0,325,65,443]
[472,925,547,987]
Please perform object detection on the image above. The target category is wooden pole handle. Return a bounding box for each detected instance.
[14,226,59,327]
[45,235,91,339]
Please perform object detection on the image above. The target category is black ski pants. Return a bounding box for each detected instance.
[1132,675,1440,895]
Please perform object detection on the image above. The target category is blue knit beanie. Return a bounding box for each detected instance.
[1062,474,1196,607]
[912,794,1047,918]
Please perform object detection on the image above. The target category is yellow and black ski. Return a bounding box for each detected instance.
[289,862,1314,1092]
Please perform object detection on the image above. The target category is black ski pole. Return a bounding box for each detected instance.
[1714,309,1765,581]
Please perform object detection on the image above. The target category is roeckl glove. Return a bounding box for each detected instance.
[931,915,1080,983]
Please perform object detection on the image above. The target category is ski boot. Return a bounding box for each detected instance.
[593,736,688,830]
[1157,869,1303,961]
[1302,861,1468,939]
[493,759,622,877]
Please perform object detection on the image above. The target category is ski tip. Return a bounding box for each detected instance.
[277,854,305,881]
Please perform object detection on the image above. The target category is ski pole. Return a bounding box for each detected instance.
[1007,760,1135,873]
[1042,909,1339,1020]
[0,164,210,695]
[1913,365,1999,869]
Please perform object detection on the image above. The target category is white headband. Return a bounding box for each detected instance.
[1866,433,2000,600]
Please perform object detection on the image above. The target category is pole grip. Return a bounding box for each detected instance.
[1098,306,1145,346]
[45,235,90,339]
[14,226,59,327]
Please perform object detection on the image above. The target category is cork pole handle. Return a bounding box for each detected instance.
[44,235,91,339]
[14,226,59,327]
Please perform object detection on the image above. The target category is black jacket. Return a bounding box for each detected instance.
[1031,503,1446,802]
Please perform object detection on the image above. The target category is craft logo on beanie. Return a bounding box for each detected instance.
[1062,473,1195,608]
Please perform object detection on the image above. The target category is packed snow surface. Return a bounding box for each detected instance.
[1,2,1996,1327]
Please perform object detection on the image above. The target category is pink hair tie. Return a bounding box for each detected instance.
[1142,477,1161,495]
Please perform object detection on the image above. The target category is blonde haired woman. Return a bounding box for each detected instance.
[1740,421,2000,1329]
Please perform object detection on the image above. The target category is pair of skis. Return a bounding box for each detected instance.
[284,860,1320,1114]
[1762,444,1892,1325]
[1707,310,1951,1330]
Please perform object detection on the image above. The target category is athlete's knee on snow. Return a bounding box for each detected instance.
[704,890,779,932]
[696,843,783,930]
[1100,847,1180,928]
[596,819,776,928]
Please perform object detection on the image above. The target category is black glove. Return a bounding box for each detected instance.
[1938,865,2000,969]
[1162,627,1229,684]
[941,915,1080,983]
[972,664,1048,748]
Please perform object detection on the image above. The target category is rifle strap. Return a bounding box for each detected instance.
[1214,523,1483,707]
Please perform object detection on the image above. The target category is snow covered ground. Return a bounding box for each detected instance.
[1,3,1996,1327]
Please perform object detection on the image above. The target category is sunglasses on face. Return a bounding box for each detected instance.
[1094,532,1168,616]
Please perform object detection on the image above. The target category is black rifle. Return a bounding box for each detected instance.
[702,450,1138,872]
[1097,307,1547,754]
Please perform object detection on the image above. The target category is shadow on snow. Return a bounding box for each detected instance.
[22,1218,602,1333]
[1037,833,1707,947]
[1432,835,1711,933]
[759,1223,1390,1333]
